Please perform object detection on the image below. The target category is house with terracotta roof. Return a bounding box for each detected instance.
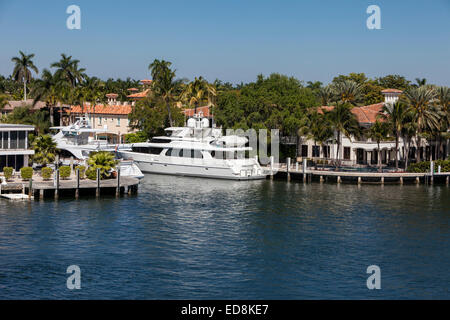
[1,99,47,116]
[67,93,136,143]
[298,89,411,166]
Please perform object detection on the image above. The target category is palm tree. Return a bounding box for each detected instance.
[51,53,86,87]
[434,86,450,159]
[32,69,69,125]
[32,134,58,166]
[87,151,119,179]
[11,51,39,101]
[331,80,363,105]
[306,113,333,167]
[317,86,334,106]
[325,103,360,167]
[148,59,178,126]
[415,78,427,87]
[368,120,390,172]
[0,94,8,111]
[403,86,438,162]
[378,102,408,170]
[182,76,209,114]
[401,113,417,170]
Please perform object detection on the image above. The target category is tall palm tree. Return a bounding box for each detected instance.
[182,76,209,114]
[434,86,450,159]
[378,102,408,170]
[401,112,417,170]
[32,69,69,125]
[403,86,438,162]
[368,120,390,172]
[11,51,39,101]
[148,59,178,126]
[331,80,363,105]
[51,53,86,87]
[306,112,333,166]
[325,103,360,167]
[0,94,8,111]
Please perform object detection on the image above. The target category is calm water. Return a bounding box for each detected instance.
[0,174,449,299]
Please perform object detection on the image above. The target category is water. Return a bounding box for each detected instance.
[0,174,449,299]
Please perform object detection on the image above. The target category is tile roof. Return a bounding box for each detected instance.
[3,99,47,111]
[69,104,132,115]
[183,106,211,118]
[381,89,403,93]
[127,89,150,99]
[317,103,384,124]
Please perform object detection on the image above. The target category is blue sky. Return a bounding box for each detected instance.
[1,0,449,85]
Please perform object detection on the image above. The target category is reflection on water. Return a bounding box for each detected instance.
[0,174,449,299]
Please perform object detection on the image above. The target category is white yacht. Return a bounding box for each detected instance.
[118,114,267,180]
[50,117,144,179]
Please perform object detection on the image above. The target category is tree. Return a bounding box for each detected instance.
[0,94,8,111]
[128,93,185,137]
[415,78,427,87]
[325,103,360,167]
[51,53,86,87]
[11,51,39,101]
[87,151,119,179]
[331,80,363,105]
[368,120,390,172]
[378,102,408,170]
[148,59,179,126]
[32,134,58,166]
[182,76,209,114]
[403,86,438,162]
[434,86,450,159]
[32,69,69,125]
[317,86,333,106]
[305,112,333,165]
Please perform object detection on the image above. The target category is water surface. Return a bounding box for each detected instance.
[0,175,449,299]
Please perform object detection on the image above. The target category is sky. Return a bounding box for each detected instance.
[0,0,449,86]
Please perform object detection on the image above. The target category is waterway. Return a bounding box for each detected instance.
[0,174,449,299]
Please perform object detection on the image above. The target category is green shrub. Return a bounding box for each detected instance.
[86,167,98,180]
[2,167,13,181]
[75,165,86,179]
[20,167,33,180]
[407,160,450,173]
[59,166,71,179]
[41,167,53,180]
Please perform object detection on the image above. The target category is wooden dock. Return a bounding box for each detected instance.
[269,166,450,185]
[0,174,139,200]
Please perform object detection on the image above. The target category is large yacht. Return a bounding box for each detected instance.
[118,114,267,180]
[50,117,144,179]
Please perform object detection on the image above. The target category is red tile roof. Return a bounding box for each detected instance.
[381,89,403,93]
[140,79,153,85]
[106,93,119,98]
[127,88,139,92]
[317,103,384,124]
[183,106,211,118]
[127,89,150,99]
[69,104,132,115]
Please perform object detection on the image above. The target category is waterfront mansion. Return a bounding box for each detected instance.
[297,89,448,166]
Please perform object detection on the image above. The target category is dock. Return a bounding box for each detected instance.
[0,171,139,200]
[270,166,450,185]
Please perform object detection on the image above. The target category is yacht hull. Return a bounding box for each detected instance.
[134,159,267,180]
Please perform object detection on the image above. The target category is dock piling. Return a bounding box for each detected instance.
[96,168,100,198]
[75,168,80,199]
[116,169,121,197]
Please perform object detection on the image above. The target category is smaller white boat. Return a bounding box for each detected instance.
[50,116,144,179]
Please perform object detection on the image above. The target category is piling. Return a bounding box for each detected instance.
[55,169,59,200]
[96,168,100,198]
[116,168,121,197]
[75,168,80,199]
[381,177,384,185]
[286,157,291,181]
[399,177,403,185]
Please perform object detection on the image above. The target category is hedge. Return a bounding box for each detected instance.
[85,167,97,180]
[407,160,450,173]
[20,167,33,180]
[41,167,53,180]
[59,166,71,179]
[2,167,13,181]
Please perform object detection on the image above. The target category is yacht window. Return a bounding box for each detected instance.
[166,148,182,157]
[150,138,170,143]
[190,150,203,159]
[132,146,163,154]
[213,151,224,160]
